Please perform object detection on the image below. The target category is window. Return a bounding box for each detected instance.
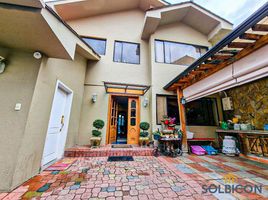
[82,37,106,55]
[155,40,207,66]
[114,41,140,64]
[156,95,218,126]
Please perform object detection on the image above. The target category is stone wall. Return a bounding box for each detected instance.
[225,77,268,130]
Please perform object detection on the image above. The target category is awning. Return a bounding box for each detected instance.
[163,2,268,101]
[104,82,150,96]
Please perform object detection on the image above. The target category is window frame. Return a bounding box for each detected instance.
[156,94,219,126]
[113,40,141,65]
[154,39,208,65]
[81,36,107,55]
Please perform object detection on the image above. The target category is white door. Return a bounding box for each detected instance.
[42,86,69,166]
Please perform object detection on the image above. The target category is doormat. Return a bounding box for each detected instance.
[111,144,133,148]
[108,156,134,162]
[45,158,76,171]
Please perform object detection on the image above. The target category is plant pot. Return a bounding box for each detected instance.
[90,137,102,148]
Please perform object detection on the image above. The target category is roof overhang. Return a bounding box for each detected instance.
[50,0,168,21]
[141,1,232,41]
[164,2,268,101]
[0,1,100,61]
[104,82,150,96]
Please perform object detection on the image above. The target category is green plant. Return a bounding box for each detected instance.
[140,122,150,131]
[93,119,105,129]
[92,130,102,137]
[139,122,150,138]
[92,119,105,137]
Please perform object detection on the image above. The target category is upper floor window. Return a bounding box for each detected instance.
[155,40,207,66]
[82,37,106,55]
[114,41,140,64]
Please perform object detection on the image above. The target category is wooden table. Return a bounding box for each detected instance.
[216,129,268,156]
[158,137,182,157]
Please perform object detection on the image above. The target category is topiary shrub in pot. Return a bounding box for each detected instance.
[90,119,105,147]
[139,122,150,147]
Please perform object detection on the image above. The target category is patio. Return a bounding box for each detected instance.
[1,155,267,200]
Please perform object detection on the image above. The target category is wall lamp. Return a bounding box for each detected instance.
[180,96,186,105]
[143,97,149,107]
[91,93,97,103]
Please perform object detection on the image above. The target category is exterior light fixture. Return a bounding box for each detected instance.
[180,96,186,105]
[33,51,42,59]
[0,56,6,74]
[91,93,97,103]
[143,97,149,107]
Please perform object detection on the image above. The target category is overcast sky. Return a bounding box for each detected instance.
[167,0,267,26]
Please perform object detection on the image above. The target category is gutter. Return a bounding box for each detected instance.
[164,1,268,90]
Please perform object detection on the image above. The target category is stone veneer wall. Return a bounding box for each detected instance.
[224,77,268,130]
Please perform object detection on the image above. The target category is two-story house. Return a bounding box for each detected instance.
[0,0,232,191]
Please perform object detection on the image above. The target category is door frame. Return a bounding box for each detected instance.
[41,80,73,168]
[106,94,140,145]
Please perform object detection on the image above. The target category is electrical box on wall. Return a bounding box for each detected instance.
[222,97,233,111]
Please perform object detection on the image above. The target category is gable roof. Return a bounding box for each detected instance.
[0,0,100,60]
[49,0,168,21]
[141,1,233,40]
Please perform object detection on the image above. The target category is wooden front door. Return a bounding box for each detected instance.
[109,97,118,144]
[127,97,140,144]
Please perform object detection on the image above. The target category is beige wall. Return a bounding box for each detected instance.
[68,9,220,143]
[68,10,152,144]
[149,23,212,131]
[0,47,41,191]
[5,53,87,191]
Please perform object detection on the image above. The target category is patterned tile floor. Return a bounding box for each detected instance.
[1,155,268,200]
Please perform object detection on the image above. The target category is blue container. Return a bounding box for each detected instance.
[264,124,268,131]
[201,145,218,155]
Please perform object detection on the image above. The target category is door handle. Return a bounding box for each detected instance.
[60,115,65,131]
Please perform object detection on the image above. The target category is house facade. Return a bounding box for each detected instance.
[50,0,232,145]
[0,0,233,192]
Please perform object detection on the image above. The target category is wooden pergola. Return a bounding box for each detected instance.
[164,2,268,153]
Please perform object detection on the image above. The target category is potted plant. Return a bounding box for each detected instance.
[139,122,150,147]
[90,119,105,147]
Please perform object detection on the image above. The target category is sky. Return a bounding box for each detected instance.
[166,0,267,26]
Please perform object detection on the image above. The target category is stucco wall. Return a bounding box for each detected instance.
[150,23,212,131]
[0,47,40,191]
[9,53,87,190]
[68,10,152,144]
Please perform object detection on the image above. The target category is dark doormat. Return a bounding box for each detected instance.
[107,156,134,162]
[111,144,133,148]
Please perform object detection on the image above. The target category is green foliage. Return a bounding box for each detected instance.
[140,131,149,137]
[92,130,102,137]
[93,119,105,129]
[140,122,150,131]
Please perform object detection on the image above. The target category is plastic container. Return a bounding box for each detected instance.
[264,124,268,131]
[222,136,236,154]
[187,131,194,139]
[190,145,206,155]
[201,145,218,155]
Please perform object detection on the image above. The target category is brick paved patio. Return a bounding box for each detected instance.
[1,155,268,200]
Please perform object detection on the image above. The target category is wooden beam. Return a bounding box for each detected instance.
[177,87,188,153]
[199,64,216,70]
[228,42,254,48]
[211,54,233,60]
[219,49,239,55]
[252,24,268,32]
[183,33,268,89]
[239,33,263,41]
